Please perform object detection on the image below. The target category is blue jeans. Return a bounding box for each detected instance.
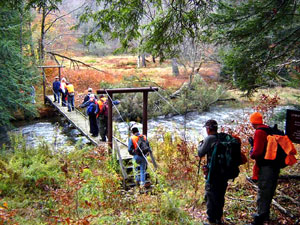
[133,154,147,185]
[54,91,60,103]
[68,94,74,111]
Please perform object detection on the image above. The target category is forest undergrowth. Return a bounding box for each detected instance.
[1,96,299,224]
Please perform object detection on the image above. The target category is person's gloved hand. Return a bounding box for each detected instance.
[248,137,254,147]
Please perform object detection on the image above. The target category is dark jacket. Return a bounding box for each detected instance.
[198,134,218,164]
[53,81,61,92]
[82,93,97,105]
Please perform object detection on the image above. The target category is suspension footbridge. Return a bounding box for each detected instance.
[45,87,159,189]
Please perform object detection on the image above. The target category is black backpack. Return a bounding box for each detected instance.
[135,135,151,156]
[207,133,243,183]
[257,124,287,168]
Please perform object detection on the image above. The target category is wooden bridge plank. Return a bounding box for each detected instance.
[46,95,132,160]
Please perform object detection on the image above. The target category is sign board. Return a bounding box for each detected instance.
[286,109,300,144]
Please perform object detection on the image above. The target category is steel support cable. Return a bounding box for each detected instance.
[104,90,157,175]
[151,87,181,115]
[151,87,189,140]
[104,89,127,124]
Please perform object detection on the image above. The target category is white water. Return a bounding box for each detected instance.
[9,106,290,150]
[11,120,89,152]
[116,106,290,144]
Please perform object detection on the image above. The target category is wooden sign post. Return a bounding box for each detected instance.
[286,109,300,144]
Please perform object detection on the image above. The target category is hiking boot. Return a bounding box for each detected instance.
[204,219,223,225]
[252,213,269,222]
[144,182,151,188]
[203,222,223,225]
[247,213,268,225]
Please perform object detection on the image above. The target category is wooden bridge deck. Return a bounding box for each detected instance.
[45,95,132,160]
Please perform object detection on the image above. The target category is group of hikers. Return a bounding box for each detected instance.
[52,76,75,112]
[53,77,298,225]
[53,76,119,141]
[128,112,297,225]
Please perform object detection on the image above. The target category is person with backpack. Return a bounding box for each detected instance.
[247,112,297,225]
[80,94,99,137]
[128,127,151,188]
[97,94,120,142]
[97,95,108,141]
[198,119,243,225]
[82,88,97,105]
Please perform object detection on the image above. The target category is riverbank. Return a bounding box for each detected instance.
[1,90,299,224]
[1,127,299,224]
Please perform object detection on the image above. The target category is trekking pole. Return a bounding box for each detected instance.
[192,157,202,210]
[197,157,201,175]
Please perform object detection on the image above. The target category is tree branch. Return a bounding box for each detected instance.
[46,51,108,73]
[45,3,86,33]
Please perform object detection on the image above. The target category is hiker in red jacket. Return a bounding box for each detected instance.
[248,112,280,225]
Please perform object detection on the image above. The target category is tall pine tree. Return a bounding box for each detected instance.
[210,0,300,94]
[0,0,38,127]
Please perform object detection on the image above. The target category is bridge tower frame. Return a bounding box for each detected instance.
[97,87,159,150]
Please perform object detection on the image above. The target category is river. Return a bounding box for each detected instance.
[5,106,290,150]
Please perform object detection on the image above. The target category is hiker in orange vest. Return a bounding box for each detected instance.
[97,95,120,142]
[128,127,151,188]
[97,95,108,141]
[65,81,75,112]
[247,112,281,225]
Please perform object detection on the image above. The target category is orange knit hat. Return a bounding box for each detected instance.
[250,112,263,124]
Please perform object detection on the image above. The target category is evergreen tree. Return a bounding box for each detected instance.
[0,1,38,127]
[210,0,300,94]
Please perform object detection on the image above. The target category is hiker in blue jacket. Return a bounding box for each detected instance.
[52,76,60,103]
[198,120,228,225]
[82,88,97,105]
[80,94,99,137]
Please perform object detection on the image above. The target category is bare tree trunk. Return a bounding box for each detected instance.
[141,54,146,67]
[232,72,237,86]
[152,56,156,63]
[39,5,46,64]
[27,17,36,65]
[137,55,141,68]
[172,58,179,76]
